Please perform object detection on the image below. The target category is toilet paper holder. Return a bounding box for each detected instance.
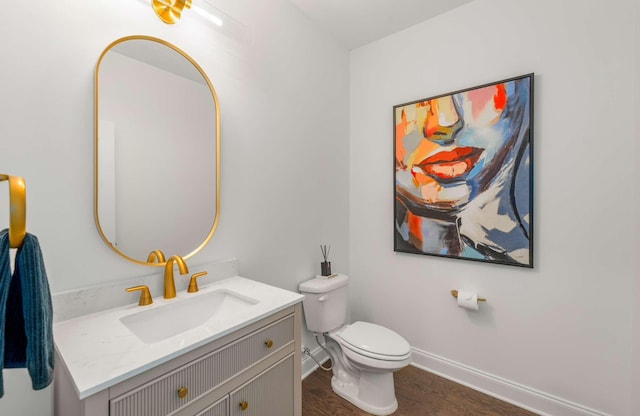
[450,290,486,302]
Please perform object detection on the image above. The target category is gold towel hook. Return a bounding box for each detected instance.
[0,174,26,248]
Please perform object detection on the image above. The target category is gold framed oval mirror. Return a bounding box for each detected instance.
[95,35,220,266]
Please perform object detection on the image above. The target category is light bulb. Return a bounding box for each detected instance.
[192,4,224,27]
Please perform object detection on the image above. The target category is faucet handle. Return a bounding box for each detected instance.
[188,272,208,293]
[126,285,153,306]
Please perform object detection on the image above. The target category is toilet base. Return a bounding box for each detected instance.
[331,371,398,416]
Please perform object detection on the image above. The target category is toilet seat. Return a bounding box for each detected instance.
[331,321,411,362]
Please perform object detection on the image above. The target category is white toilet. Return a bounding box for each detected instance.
[299,274,411,415]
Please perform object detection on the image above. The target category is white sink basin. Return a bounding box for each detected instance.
[120,289,259,344]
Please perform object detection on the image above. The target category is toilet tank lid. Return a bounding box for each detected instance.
[298,274,348,293]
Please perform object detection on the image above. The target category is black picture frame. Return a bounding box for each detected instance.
[393,73,534,268]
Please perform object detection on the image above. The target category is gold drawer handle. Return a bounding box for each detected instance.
[264,339,274,349]
[239,401,249,411]
[177,386,188,399]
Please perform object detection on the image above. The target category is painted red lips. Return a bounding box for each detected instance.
[414,147,484,180]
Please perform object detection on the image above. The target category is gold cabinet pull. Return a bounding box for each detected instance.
[125,285,153,306]
[264,339,274,348]
[239,401,249,411]
[177,386,189,399]
[188,271,208,293]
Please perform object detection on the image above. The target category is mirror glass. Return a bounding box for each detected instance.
[95,36,220,265]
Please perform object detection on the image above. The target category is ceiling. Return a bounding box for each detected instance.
[287,0,475,50]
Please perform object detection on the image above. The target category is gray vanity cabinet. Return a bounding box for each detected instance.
[55,304,302,416]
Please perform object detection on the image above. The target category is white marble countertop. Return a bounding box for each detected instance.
[53,276,304,400]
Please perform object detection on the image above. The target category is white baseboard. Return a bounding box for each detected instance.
[410,347,610,416]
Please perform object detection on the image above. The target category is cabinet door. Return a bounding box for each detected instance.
[195,396,227,416]
[229,356,294,416]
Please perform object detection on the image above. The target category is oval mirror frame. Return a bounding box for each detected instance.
[94,35,220,266]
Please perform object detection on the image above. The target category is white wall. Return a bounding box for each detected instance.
[350,0,637,415]
[633,1,640,414]
[0,0,349,414]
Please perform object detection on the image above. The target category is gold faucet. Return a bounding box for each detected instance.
[164,255,189,299]
[147,249,166,264]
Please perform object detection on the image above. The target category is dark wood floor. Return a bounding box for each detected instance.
[302,363,538,416]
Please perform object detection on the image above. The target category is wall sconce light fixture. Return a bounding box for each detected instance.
[152,0,190,24]
[144,0,252,46]
[151,0,223,26]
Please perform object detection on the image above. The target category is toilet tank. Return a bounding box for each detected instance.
[298,274,348,333]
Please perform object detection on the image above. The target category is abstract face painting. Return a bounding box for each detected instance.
[394,74,533,267]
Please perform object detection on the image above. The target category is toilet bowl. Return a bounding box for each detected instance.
[299,275,412,415]
[325,321,412,414]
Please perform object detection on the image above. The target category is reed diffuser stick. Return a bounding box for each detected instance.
[320,244,332,276]
[320,245,330,262]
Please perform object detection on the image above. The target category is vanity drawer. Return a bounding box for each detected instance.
[109,315,294,416]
